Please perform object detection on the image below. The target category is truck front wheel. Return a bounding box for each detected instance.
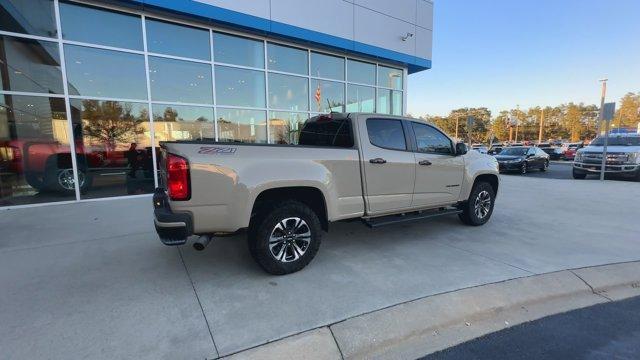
[458,182,495,226]
[248,200,322,275]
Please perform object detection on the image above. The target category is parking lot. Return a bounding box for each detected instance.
[2,175,640,359]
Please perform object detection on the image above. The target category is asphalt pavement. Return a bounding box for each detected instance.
[423,295,640,360]
[502,161,639,182]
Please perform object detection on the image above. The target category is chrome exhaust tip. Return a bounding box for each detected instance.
[193,235,212,251]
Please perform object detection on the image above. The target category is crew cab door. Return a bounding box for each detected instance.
[359,117,415,214]
[409,121,464,206]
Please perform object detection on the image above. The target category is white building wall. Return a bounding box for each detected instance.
[197,0,433,62]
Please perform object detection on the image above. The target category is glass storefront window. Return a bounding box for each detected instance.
[0,95,75,205]
[346,85,375,113]
[145,19,210,60]
[59,1,143,50]
[69,99,153,199]
[152,104,214,141]
[310,79,344,113]
[377,89,403,115]
[1,0,57,37]
[0,35,64,94]
[347,59,375,85]
[213,32,264,68]
[269,111,307,145]
[310,52,344,80]
[148,57,213,104]
[268,73,308,111]
[267,43,308,75]
[64,45,147,100]
[215,65,265,107]
[217,108,266,143]
[377,66,403,90]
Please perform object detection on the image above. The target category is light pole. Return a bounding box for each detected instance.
[538,108,545,144]
[596,78,608,135]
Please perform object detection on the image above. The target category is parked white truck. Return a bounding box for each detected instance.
[573,133,640,180]
[154,113,500,274]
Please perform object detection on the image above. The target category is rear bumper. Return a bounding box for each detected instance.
[153,188,193,245]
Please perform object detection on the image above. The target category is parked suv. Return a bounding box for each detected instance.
[573,133,640,180]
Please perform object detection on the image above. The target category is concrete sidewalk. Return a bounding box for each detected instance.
[1,176,639,359]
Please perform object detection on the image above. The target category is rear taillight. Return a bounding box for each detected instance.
[167,153,190,201]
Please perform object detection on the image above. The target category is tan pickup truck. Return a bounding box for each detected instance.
[153,113,500,274]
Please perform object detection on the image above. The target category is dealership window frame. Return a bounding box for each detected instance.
[0,0,407,207]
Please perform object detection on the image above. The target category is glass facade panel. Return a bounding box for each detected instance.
[377,89,403,115]
[267,43,308,75]
[269,111,306,145]
[146,19,210,60]
[346,85,375,113]
[0,0,406,206]
[310,52,344,80]
[268,73,308,111]
[347,59,375,85]
[152,104,214,141]
[310,79,344,113]
[64,45,147,100]
[215,65,265,107]
[0,35,63,94]
[213,32,264,68]
[217,108,266,143]
[148,57,213,104]
[69,99,153,199]
[59,2,143,50]
[1,0,57,37]
[378,65,403,90]
[0,95,74,205]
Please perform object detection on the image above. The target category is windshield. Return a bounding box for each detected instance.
[499,147,528,156]
[589,136,640,146]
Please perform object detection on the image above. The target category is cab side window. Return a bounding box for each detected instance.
[366,119,406,151]
[411,122,452,155]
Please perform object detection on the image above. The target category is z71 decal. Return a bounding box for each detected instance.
[198,146,237,155]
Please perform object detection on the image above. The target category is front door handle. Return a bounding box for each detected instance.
[418,160,432,166]
[369,158,387,164]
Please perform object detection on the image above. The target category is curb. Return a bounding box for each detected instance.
[221,261,640,359]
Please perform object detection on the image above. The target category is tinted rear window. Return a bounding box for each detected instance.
[298,115,354,148]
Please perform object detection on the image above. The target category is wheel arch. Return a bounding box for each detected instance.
[250,186,329,231]
[472,173,499,197]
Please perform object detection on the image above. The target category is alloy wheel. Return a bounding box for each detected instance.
[268,217,311,263]
[57,169,85,190]
[474,190,492,219]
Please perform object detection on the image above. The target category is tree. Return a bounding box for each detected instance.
[80,100,146,151]
[616,92,640,128]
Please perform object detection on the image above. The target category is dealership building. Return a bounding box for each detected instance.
[0,0,433,207]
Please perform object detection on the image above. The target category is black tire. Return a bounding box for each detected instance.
[520,162,527,175]
[540,160,549,172]
[248,200,322,275]
[44,158,92,194]
[458,182,495,226]
[572,168,587,179]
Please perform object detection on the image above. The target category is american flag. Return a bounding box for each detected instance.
[314,83,321,109]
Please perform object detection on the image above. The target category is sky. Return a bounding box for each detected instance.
[407,0,640,117]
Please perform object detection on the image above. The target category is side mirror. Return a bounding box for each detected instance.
[455,142,468,156]
[526,153,534,158]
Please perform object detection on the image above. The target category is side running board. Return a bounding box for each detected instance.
[362,208,462,228]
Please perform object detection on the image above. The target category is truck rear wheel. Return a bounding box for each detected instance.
[248,200,322,275]
[458,182,495,226]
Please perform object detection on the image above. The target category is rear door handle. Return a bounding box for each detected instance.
[418,160,432,166]
[369,158,387,164]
